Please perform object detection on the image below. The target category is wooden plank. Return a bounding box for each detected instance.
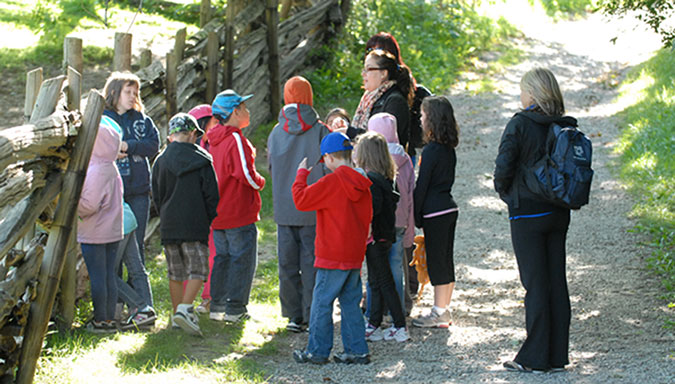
[206,31,219,103]
[266,0,281,117]
[0,113,71,172]
[174,28,187,62]
[0,161,48,213]
[113,32,133,72]
[165,50,178,138]
[16,90,105,384]
[55,230,77,332]
[29,76,66,123]
[280,0,293,19]
[200,0,211,28]
[0,172,62,259]
[139,48,152,69]
[63,36,83,76]
[24,69,43,123]
[66,66,81,112]
[223,0,236,89]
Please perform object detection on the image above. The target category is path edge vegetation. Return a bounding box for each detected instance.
[613,48,675,326]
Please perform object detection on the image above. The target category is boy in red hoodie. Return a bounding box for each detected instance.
[208,90,266,322]
[291,132,373,364]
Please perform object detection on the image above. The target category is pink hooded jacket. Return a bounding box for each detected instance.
[77,119,124,244]
[368,112,415,248]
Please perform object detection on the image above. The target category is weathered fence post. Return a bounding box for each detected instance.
[165,49,178,133]
[223,0,235,89]
[206,31,219,103]
[63,36,83,76]
[30,76,66,123]
[174,28,187,62]
[66,67,82,112]
[140,48,152,69]
[16,90,106,384]
[55,230,77,332]
[280,0,292,19]
[266,0,281,116]
[113,32,132,72]
[200,0,211,27]
[24,69,43,123]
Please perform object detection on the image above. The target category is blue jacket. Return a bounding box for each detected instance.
[103,109,160,197]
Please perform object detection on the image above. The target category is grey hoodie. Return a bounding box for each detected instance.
[267,103,331,225]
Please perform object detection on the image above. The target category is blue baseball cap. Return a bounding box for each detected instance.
[319,132,353,162]
[212,89,253,120]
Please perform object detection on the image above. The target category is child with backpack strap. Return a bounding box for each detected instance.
[494,67,586,373]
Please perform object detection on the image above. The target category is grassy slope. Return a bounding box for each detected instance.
[613,49,675,319]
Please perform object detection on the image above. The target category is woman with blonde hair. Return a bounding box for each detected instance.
[354,131,409,343]
[494,67,577,373]
[103,72,160,264]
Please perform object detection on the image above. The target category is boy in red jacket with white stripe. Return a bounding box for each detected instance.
[208,90,266,322]
[291,132,373,364]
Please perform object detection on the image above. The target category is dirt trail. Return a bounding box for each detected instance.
[265,12,675,384]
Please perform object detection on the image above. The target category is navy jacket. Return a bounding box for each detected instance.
[103,109,160,197]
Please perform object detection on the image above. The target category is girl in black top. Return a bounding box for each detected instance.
[494,68,574,373]
[412,96,459,329]
[354,131,409,342]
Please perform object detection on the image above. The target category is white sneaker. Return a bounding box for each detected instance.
[224,312,250,323]
[195,299,211,314]
[365,323,384,342]
[173,304,202,336]
[383,326,409,342]
[210,311,226,321]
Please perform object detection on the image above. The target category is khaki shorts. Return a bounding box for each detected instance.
[164,241,209,281]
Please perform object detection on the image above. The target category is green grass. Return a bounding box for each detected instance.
[614,48,675,323]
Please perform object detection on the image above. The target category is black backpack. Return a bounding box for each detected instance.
[523,123,594,209]
[409,84,433,150]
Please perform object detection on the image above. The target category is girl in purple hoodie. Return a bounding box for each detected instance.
[367,112,415,315]
[77,117,125,332]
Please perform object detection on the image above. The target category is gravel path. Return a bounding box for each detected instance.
[264,12,675,384]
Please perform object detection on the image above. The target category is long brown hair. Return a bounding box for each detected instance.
[354,131,396,180]
[103,71,145,113]
[422,96,459,148]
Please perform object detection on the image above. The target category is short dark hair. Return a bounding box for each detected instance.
[421,96,459,148]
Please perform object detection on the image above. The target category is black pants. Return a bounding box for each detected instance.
[510,209,571,370]
[366,241,406,328]
[422,211,458,285]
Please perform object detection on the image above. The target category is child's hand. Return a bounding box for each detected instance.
[331,117,348,131]
[297,157,312,172]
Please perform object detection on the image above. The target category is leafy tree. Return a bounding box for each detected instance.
[598,0,674,47]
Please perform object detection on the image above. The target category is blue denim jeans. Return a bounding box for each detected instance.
[307,268,368,359]
[125,194,150,264]
[115,231,153,310]
[277,225,316,323]
[81,242,119,321]
[365,227,405,318]
[211,223,258,315]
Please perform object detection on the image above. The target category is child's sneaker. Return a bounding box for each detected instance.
[224,312,250,323]
[122,306,157,330]
[292,349,328,364]
[365,323,384,342]
[85,320,117,334]
[210,311,226,321]
[383,326,409,342]
[412,308,452,328]
[286,319,307,333]
[173,304,202,336]
[333,352,370,364]
[195,299,211,314]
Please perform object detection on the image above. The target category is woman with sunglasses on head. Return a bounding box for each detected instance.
[352,49,413,149]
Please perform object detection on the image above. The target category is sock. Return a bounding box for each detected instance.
[432,305,446,314]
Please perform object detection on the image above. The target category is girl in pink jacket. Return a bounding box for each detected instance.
[77,116,124,332]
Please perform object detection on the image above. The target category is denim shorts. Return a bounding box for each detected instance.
[165,241,209,281]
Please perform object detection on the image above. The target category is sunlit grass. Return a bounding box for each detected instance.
[613,48,675,316]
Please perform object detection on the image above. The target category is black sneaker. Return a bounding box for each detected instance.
[121,307,157,331]
[333,352,370,365]
[292,349,328,364]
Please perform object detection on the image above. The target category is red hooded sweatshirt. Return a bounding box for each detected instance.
[208,123,266,230]
[292,165,372,270]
